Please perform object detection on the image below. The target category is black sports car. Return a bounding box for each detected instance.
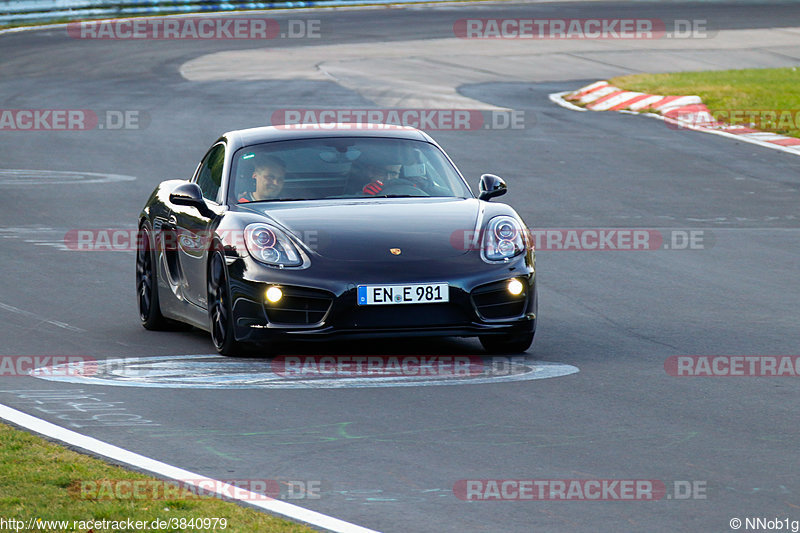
[137,125,536,355]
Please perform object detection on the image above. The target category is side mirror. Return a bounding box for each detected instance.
[169,182,214,217]
[478,174,507,201]
[169,182,205,207]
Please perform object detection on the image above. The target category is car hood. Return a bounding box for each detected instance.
[243,198,480,261]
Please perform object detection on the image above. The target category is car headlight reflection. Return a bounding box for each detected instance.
[244,223,303,267]
[482,216,526,262]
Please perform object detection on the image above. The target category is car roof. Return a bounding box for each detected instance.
[222,124,435,151]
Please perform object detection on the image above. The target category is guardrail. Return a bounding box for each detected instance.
[0,0,447,25]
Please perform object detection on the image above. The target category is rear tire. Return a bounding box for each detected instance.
[479,332,534,354]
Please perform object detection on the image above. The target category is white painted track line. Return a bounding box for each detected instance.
[0,403,380,533]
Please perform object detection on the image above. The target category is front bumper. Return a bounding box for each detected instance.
[225,251,536,343]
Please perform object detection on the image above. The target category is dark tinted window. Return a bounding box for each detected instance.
[195,144,225,202]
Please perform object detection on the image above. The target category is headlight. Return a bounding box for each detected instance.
[482,216,526,261]
[244,223,303,267]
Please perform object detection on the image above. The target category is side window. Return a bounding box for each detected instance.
[195,144,225,202]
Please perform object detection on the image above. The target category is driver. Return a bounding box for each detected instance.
[361,150,450,196]
[360,163,402,195]
[239,154,286,202]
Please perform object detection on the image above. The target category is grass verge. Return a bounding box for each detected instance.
[610,67,800,138]
[0,422,314,532]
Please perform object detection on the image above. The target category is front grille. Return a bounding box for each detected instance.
[264,287,334,325]
[471,280,527,320]
[338,303,470,329]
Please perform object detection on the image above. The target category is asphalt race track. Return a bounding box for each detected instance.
[2,1,800,532]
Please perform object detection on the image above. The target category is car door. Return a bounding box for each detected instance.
[171,142,226,308]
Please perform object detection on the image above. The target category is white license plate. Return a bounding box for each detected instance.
[357,283,449,305]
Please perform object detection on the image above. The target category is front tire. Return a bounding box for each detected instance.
[479,332,534,354]
[208,249,250,356]
[136,226,170,330]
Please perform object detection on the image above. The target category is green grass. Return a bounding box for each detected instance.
[610,67,800,137]
[0,422,314,532]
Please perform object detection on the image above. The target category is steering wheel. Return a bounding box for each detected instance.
[378,178,429,197]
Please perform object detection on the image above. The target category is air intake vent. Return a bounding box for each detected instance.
[471,280,527,320]
[264,287,333,325]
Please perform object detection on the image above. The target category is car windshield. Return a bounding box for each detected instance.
[229,137,472,204]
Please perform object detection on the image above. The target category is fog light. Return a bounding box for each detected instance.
[507,278,524,296]
[266,286,283,303]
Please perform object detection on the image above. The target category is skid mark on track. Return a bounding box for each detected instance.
[0,301,85,332]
